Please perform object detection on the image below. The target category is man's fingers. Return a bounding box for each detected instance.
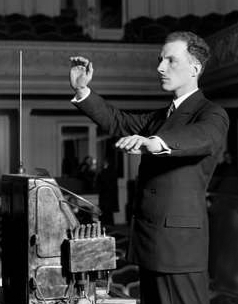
[70,56,88,63]
[115,137,132,149]
[70,56,89,68]
[115,136,143,151]
[88,62,93,74]
[126,137,141,150]
[134,138,143,150]
[115,137,128,149]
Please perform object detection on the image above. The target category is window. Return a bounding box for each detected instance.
[58,122,97,194]
[85,0,127,40]
[100,0,122,29]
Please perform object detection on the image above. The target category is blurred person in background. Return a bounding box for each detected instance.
[96,157,119,227]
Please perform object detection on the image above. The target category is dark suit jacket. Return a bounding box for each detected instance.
[73,89,229,273]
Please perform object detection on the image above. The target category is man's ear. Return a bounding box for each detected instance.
[192,62,202,77]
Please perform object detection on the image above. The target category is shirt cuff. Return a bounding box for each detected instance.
[149,136,171,155]
[71,87,91,103]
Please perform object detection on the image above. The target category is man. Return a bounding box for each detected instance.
[69,31,229,304]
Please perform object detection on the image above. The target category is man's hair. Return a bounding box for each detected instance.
[165,31,211,75]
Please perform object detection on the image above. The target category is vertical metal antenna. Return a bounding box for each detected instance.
[19,50,25,174]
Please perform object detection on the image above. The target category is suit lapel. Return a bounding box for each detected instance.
[160,90,206,130]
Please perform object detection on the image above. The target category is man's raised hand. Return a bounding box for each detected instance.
[70,56,93,90]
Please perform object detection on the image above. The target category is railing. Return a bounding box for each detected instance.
[0,21,238,97]
[203,22,238,93]
[0,40,162,97]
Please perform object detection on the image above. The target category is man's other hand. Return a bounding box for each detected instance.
[115,135,163,154]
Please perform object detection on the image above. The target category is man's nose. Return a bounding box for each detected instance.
[157,62,164,73]
[157,61,165,73]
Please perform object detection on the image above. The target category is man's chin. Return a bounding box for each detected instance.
[160,83,173,92]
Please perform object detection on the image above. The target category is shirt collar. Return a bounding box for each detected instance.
[173,88,199,109]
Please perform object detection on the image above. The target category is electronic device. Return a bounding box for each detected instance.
[1,51,117,304]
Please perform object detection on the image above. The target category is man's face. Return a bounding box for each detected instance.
[157,40,199,98]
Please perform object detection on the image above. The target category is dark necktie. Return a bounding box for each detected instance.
[166,102,175,118]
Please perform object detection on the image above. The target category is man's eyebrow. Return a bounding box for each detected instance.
[158,55,176,61]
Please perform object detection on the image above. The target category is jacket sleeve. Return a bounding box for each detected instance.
[158,106,229,157]
[72,90,160,137]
